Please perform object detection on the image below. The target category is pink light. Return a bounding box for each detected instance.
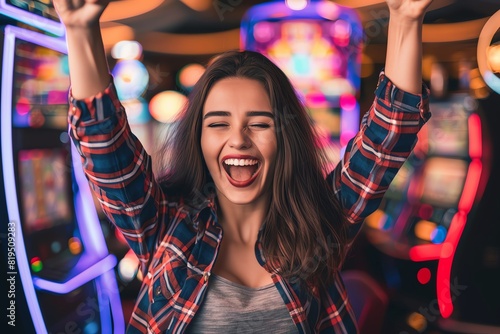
[417,267,431,285]
[468,113,482,159]
[16,97,30,115]
[436,212,467,318]
[409,244,442,262]
[458,159,483,212]
[340,94,357,111]
[340,131,356,147]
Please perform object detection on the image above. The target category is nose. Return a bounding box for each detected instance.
[228,126,251,149]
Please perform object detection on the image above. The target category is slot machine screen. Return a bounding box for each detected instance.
[427,96,470,157]
[11,38,69,130]
[0,0,64,35]
[18,148,73,233]
[253,20,352,90]
[419,157,468,207]
[249,19,358,138]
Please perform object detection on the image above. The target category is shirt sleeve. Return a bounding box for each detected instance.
[329,70,431,240]
[67,78,169,273]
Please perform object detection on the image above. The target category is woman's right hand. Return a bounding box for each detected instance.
[53,0,109,29]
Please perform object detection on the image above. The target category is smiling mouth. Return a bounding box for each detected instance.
[222,158,261,186]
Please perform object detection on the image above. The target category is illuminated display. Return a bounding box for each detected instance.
[12,39,70,129]
[427,95,473,157]
[0,0,64,35]
[18,149,72,232]
[419,157,468,207]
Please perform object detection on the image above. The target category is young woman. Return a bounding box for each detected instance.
[54,0,432,333]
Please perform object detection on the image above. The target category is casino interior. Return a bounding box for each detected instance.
[1,0,500,333]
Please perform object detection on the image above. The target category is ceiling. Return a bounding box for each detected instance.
[93,0,500,97]
[101,0,500,60]
[115,0,500,34]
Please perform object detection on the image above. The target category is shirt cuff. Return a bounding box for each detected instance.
[68,76,122,125]
[374,70,431,122]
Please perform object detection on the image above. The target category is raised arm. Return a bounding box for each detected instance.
[384,0,433,94]
[54,0,169,273]
[53,0,110,99]
[330,0,432,239]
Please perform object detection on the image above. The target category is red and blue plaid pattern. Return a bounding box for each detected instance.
[68,71,430,333]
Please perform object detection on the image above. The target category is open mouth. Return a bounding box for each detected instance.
[222,158,261,186]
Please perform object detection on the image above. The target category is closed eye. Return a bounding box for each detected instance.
[207,123,228,128]
[249,123,271,129]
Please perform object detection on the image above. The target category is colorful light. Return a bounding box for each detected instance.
[177,63,205,91]
[68,237,82,255]
[149,90,188,123]
[111,41,143,60]
[417,268,431,285]
[30,257,43,273]
[285,0,308,11]
[112,59,149,101]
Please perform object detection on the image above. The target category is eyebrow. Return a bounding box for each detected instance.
[203,111,274,120]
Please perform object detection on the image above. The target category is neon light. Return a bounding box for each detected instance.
[0,0,65,36]
[2,25,123,331]
[409,244,442,262]
[33,255,116,294]
[436,212,466,318]
[468,114,482,159]
[99,271,126,333]
[458,159,483,213]
[477,10,500,95]
[1,25,57,334]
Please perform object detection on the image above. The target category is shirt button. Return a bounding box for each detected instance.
[203,271,211,283]
[155,286,162,296]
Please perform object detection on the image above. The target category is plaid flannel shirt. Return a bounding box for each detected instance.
[68,71,430,333]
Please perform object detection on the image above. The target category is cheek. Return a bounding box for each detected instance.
[200,132,220,165]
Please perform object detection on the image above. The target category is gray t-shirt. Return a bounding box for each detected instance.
[187,274,299,333]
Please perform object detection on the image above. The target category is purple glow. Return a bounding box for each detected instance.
[1,26,48,334]
[1,25,123,332]
[0,0,65,36]
[71,140,108,256]
[340,103,360,146]
[32,255,116,294]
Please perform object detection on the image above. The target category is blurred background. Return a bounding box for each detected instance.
[1,0,499,333]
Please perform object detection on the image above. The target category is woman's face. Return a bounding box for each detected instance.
[201,77,277,206]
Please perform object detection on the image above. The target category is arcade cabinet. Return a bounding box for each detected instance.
[0,24,124,333]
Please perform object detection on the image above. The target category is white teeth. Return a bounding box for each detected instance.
[223,159,259,166]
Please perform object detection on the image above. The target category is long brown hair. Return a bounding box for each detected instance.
[156,50,348,288]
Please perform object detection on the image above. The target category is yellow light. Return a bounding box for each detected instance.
[414,220,436,242]
[149,91,188,123]
[477,10,500,94]
[407,312,427,332]
[178,63,206,89]
[366,209,387,229]
[68,237,82,255]
[488,44,500,73]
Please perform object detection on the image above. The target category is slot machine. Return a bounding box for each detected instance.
[240,0,363,167]
[364,90,495,331]
[0,25,124,333]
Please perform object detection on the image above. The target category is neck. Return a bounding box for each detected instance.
[216,194,270,245]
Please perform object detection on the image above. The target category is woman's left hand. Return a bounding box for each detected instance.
[385,0,434,20]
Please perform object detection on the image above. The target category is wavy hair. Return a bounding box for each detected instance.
[156,50,348,288]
